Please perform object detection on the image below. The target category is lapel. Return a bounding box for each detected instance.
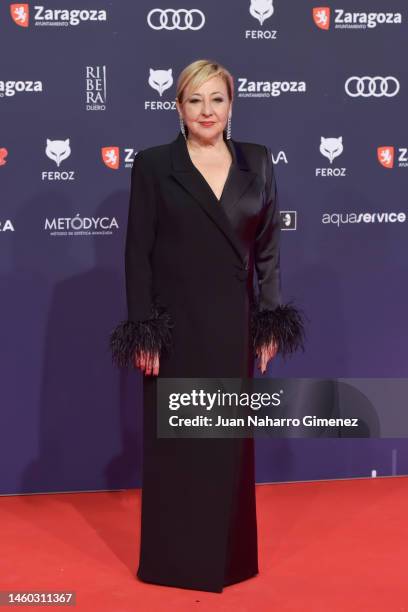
[170,130,257,265]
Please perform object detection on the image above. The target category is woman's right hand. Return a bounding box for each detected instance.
[135,350,160,376]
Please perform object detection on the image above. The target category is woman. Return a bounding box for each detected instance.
[110,59,305,593]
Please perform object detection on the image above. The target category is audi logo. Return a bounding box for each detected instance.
[345,76,400,98]
[147,8,206,30]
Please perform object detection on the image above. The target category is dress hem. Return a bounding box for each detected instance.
[136,567,259,593]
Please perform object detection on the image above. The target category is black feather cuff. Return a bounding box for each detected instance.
[109,303,174,368]
[250,300,306,358]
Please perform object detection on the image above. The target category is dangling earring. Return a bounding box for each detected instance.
[226,113,232,140]
[179,115,186,140]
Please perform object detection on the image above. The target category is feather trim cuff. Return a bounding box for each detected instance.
[109,303,174,368]
[250,301,306,358]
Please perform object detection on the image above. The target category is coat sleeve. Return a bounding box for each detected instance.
[109,151,174,368]
[250,146,305,358]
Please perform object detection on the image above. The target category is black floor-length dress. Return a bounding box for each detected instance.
[110,130,304,593]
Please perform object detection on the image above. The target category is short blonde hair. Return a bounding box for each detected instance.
[176,59,234,104]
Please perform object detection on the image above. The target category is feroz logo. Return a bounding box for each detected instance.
[316,136,346,177]
[245,0,277,40]
[377,147,394,169]
[0,148,9,166]
[145,68,176,111]
[10,3,29,27]
[46,139,71,167]
[102,147,119,169]
[320,136,343,164]
[313,7,330,30]
[43,139,75,181]
[249,0,274,26]
[147,8,205,30]
[345,76,400,98]
[148,68,173,97]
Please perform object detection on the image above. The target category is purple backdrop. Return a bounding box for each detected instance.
[1,0,407,494]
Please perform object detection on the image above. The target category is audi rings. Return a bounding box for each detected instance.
[147,8,205,30]
[345,76,400,98]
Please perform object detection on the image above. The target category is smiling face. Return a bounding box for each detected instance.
[176,75,232,141]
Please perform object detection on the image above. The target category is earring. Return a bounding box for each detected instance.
[179,115,186,140]
[226,114,232,140]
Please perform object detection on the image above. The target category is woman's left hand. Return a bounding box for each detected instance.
[256,338,279,374]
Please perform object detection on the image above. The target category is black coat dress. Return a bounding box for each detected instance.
[110,130,304,593]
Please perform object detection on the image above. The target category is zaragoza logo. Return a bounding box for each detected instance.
[10,4,29,27]
[10,3,107,26]
[313,6,402,30]
[102,147,120,170]
[0,148,9,166]
[377,147,394,169]
[313,7,330,30]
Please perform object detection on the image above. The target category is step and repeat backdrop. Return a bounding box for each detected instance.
[1,1,407,494]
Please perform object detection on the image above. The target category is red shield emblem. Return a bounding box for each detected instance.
[10,4,29,27]
[377,146,394,169]
[102,147,120,170]
[0,148,8,166]
[313,7,330,30]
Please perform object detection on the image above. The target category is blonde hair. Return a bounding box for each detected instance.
[176,59,234,104]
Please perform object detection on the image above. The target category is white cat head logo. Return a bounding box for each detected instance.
[148,68,173,97]
[249,0,274,25]
[46,139,71,167]
[319,137,343,164]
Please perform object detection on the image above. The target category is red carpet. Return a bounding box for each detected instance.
[1,477,407,611]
